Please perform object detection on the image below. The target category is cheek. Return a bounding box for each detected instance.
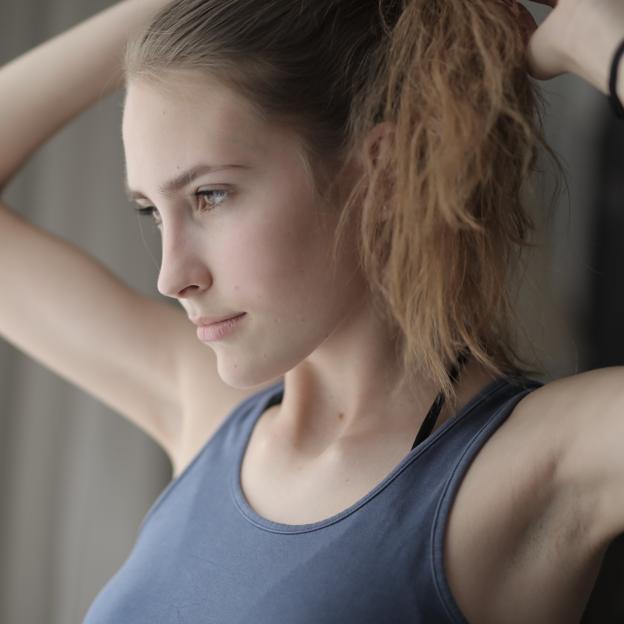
[228,214,331,311]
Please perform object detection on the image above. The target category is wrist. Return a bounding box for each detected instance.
[614,44,624,113]
[563,23,624,97]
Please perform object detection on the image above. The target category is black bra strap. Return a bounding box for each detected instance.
[410,348,471,450]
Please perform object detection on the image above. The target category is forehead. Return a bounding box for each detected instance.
[126,74,261,134]
[122,74,269,178]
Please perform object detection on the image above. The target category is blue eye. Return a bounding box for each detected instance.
[134,189,231,228]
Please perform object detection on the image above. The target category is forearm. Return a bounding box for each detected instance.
[0,0,170,194]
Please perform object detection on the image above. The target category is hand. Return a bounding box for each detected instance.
[518,0,624,94]
[520,0,568,80]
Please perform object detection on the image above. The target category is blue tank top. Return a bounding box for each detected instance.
[83,374,543,623]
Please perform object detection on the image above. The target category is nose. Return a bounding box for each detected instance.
[156,225,211,299]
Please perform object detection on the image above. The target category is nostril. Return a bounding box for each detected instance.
[178,284,200,298]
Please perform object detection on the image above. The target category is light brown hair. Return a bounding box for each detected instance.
[124,0,564,407]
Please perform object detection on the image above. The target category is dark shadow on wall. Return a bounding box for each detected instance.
[580,105,624,623]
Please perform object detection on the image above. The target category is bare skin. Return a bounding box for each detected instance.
[232,373,608,624]
[123,75,497,470]
[524,0,624,96]
[1,1,624,623]
[159,4,624,622]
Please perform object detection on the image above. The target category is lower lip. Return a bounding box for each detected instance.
[197,313,246,342]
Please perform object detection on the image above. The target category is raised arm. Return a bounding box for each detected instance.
[0,0,170,193]
[0,0,208,473]
[525,0,624,104]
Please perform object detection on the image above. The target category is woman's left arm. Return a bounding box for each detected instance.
[553,368,624,547]
[518,0,624,543]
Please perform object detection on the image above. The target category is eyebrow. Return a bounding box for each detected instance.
[125,163,250,201]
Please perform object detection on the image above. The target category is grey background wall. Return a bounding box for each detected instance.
[0,1,619,622]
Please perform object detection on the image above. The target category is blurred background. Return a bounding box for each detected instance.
[0,0,622,622]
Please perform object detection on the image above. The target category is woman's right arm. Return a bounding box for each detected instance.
[0,0,170,192]
[0,0,229,476]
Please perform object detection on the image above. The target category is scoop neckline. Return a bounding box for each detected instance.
[229,376,508,534]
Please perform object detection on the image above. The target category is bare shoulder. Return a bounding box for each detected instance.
[518,366,624,430]
[444,370,621,623]
[172,340,281,478]
[545,366,624,548]
[508,367,624,545]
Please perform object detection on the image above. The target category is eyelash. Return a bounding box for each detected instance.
[135,189,230,226]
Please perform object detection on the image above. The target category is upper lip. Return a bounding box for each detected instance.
[190,313,245,327]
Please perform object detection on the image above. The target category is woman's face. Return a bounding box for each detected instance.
[122,73,368,388]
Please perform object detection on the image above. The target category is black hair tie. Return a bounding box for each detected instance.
[609,38,624,119]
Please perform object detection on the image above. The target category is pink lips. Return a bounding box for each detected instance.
[196,313,246,342]
[190,313,245,327]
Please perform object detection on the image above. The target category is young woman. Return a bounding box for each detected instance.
[1,0,623,621]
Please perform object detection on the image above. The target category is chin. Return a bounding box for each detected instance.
[215,358,285,391]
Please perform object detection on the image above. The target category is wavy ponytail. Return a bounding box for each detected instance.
[335,0,564,405]
[125,0,564,407]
